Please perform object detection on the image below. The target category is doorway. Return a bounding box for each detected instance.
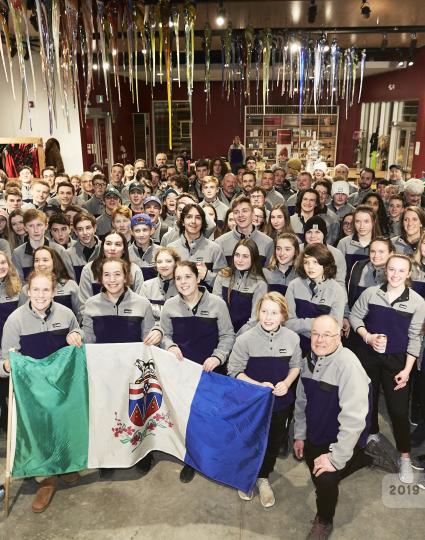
[85,109,114,172]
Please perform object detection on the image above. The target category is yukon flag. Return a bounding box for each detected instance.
[9,343,274,493]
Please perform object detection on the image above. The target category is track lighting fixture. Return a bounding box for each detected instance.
[360,1,371,19]
[216,2,226,27]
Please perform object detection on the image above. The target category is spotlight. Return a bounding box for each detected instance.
[360,1,371,19]
[397,61,404,67]
[216,2,226,27]
[308,0,317,24]
[408,60,414,67]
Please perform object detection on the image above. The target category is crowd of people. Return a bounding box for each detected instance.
[0,150,425,539]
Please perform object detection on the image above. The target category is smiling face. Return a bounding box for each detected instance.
[75,219,96,246]
[132,223,152,246]
[233,245,252,271]
[403,209,422,238]
[300,192,317,214]
[156,251,176,279]
[103,233,124,258]
[0,253,9,279]
[252,207,265,227]
[342,215,354,236]
[32,183,50,205]
[144,202,161,223]
[259,298,284,333]
[365,196,380,214]
[57,186,74,207]
[241,174,256,194]
[184,207,202,237]
[386,256,411,289]
[28,275,55,313]
[174,265,199,297]
[34,249,54,272]
[369,240,392,268]
[311,317,341,357]
[102,260,126,297]
[389,199,404,219]
[275,238,296,266]
[305,228,324,245]
[233,202,253,230]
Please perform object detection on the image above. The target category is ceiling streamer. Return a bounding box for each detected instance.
[3,1,368,146]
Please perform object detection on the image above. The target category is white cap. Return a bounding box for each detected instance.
[331,180,349,197]
[313,162,328,174]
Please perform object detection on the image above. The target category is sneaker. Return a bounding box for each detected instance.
[306,516,333,540]
[238,489,254,501]
[365,436,398,473]
[398,458,414,484]
[256,478,275,508]
[136,454,153,477]
[411,456,425,471]
[179,464,195,483]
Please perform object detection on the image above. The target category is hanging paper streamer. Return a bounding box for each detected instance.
[159,0,172,149]
[183,0,196,117]
[222,23,232,101]
[358,49,366,104]
[244,25,254,103]
[262,28,272,114]
[171,5,180,88]
[106,0,122,105]
[148,5,156,87]
[7,0,34,129]
[204,22,212,122]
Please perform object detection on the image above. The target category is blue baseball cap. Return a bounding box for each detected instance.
[131,213,153,228]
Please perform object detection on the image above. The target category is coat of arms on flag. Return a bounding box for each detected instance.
[111,358,174,451]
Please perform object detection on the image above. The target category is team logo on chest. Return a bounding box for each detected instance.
[128,359,163,426]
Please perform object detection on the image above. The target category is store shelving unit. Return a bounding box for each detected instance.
[244,105,339,167]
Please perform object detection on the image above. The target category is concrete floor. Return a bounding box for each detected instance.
[1,415,425,540]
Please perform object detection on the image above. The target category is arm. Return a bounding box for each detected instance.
[81,310,96,344]
[285,282,314,335]
[12,250,24,282]
[349,288,371,336]
[328,359,370,470]
[61,250,76,281]
[293,370,307,441]
[78,265,94,311]
[329,282,347,327]
[159,304,178,351]
[211,299,236,364]
[212,273,224,298]
[131,265,145,294]
[70,281,82,321]
[1,314,22,376]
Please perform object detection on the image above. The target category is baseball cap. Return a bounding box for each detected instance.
[389,164,402,171]
[128,181,145,194]
[131,213,153,228]
[331,181,349,197]
[163,188,179,198]
[144,196,162,207]
[103,185,122,200]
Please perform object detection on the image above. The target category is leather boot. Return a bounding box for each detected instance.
[32,476,58,513]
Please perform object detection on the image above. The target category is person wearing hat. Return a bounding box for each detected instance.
[95,185,122,239]
[127,181,145,216]
[302,216,347,290]
[286,158,302,191]
[388,164,405,192]
[128,213,159,281]
[334,163,358,195]
[328,180,356,219]
[161,188,179,228]
[312,162,328,182]
[144,195,169,244]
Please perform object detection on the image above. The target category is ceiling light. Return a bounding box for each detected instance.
[216,2,226,27]
[308,0,317,24]
[360,1,371,19]
[408,60,414,67]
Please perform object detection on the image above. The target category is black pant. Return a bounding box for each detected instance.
[305,442,371,523]
[0,377,8,430]
[361,350,410,452]
[411,366,425,423]
[258,407,291,478]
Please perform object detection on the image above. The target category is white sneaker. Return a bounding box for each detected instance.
[256,478,275,508]
[399,458,414,484]
[238,489,253,501]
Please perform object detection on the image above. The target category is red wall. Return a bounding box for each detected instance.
[80,46,425,176]
[336,46,425,176]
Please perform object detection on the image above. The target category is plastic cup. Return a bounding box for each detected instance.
[376,334,387,354]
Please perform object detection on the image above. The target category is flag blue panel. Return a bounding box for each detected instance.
[184,371,274,493]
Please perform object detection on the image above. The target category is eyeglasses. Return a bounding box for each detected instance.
[311,332,339,340]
